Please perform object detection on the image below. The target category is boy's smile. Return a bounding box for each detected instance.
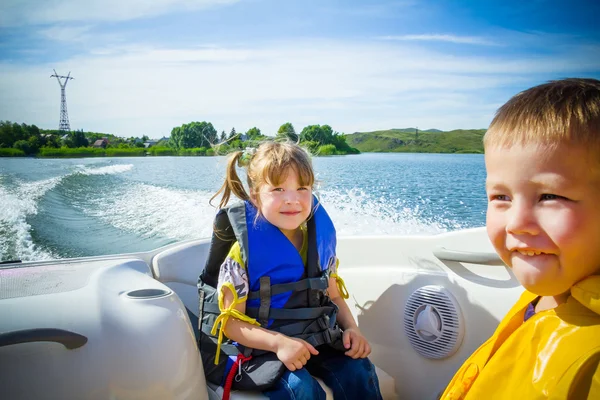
[485,143,600,298]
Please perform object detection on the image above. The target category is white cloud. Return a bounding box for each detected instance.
[38,25,94,42]
[0,0,239,27]
[1,39,598,138]
[379,34,498,46]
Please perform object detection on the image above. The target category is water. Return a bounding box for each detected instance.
[0,153,487,262]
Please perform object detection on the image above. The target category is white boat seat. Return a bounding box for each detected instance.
[152,240,398,399]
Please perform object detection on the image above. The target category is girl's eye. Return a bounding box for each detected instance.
[272,188,284,192]
[298,187,310,191]
[490,194,510,201]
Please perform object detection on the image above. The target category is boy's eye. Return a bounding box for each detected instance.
[298,186,310,191]
[540,193,566,201]
[490,194,510,201]
[272,188,284,192]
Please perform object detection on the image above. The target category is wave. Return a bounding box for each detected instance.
[0,177,63,261]
[0,162,135,262]
[75,164,134,176]
[82,183,217,241]
[1,159,469,263]
[81,183,457,242]
[319,188,454,236]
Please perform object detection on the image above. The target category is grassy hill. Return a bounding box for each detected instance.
[346,128,486,153]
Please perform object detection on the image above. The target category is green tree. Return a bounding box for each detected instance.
[27,136,41,154]
[170,121,217,149]
[246,127,262,140]
[43,135,61,148]
[65,131,89,148]
[228,127,237,139]
[300,124,333,145]
[276,122,298,142]
[13,140,32,155]
[220,130,227,142]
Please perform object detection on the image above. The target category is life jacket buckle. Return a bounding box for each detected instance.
[235,361,243,382]
[318,314,331,331]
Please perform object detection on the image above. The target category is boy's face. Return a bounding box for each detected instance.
[485,143,600,296]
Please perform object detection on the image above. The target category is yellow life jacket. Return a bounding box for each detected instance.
[441,275,600,400]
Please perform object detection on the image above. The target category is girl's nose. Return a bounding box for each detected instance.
[284,192,300,204]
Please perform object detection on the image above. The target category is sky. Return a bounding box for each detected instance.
[1,0,599,139]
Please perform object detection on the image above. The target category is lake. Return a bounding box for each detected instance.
[0,153,487,262]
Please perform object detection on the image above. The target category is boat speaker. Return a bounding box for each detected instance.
[403,285,464,359]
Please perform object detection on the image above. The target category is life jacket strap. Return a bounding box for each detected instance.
[246,276,329,300]
[258,276,271,327]
[198,286,205,349]
[246,305,336,320]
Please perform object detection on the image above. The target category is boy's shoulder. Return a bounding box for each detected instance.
[571,275,600,316]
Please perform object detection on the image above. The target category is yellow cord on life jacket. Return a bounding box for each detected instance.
[211,282,260,365]
[330,272,350,299]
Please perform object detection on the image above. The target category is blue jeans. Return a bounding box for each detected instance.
[263,347,383,400]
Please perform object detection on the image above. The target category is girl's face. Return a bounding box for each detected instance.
[254,168,313,239]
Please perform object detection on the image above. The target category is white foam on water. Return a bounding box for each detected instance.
[83,181,455,242]
[84,183,217,241]
[318,188,451,236]
[0,177,62,261]
[75,164,134,176]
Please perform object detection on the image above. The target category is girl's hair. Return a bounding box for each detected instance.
[210,141,315,210]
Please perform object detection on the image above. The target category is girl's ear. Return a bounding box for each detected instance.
[249,188,258,205]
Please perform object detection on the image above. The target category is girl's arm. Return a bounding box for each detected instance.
[327,277,359,330]
[221,286,318,371]
[328,273,372,359]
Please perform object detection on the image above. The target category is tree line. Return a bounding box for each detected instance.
[169,121,359,155]
[0,120,359,157]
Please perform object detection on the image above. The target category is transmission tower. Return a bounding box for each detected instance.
[50,69,74,131]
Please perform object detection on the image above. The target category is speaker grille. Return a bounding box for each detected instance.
[403,285,464,359]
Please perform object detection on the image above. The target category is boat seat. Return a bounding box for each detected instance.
[152,240,398,399]
[206,366,396,399]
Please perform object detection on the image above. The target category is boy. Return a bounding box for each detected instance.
[441,78,600,399]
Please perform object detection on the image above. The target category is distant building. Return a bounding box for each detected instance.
[92,138,109,148]
[144,140,158,149]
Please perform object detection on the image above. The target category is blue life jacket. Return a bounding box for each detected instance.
[197,198,345,391]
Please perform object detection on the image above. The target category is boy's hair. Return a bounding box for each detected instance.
[484,78,600,152]
[210,140,315,210]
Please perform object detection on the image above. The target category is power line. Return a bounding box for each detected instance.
[50,69,74,132]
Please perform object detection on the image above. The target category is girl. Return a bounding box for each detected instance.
[199,141,382,400]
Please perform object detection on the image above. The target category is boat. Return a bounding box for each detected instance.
[0,227,523,399]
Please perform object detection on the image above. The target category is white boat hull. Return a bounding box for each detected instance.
[0,227,522,399]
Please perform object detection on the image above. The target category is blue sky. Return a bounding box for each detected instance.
[1,0,599,138]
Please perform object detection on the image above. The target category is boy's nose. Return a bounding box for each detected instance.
[505,201,540,236]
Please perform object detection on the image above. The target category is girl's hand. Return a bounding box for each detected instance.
[343,328,371,359]
[275,336,319,371]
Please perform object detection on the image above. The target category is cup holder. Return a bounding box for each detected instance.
[125,288,171,299]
